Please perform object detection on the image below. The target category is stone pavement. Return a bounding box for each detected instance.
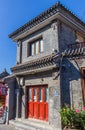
[0,124,16,130]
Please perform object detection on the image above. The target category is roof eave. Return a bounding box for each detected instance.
[11,65,57,76]
[10,12,85,42]
[9,13,59,42]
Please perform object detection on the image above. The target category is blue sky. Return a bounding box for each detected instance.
[0,0,85,74]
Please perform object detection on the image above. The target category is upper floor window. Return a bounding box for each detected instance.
[28,38,43,56]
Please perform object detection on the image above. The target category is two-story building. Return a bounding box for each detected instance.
[9,2,85,130]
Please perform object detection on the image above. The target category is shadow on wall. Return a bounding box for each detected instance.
[60,58,81,107]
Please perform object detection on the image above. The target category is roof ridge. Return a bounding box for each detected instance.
[9,1,85,38]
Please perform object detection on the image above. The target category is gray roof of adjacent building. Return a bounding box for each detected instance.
[0,69,10,79]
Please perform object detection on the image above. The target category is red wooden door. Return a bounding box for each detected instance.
[27,85,48,121]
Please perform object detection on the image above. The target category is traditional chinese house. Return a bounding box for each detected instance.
[0,69,9,80]
[0,69,9,121]
[0,81,7,118]
[9,2,85,130]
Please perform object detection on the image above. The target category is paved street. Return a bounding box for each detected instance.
[0,124,16,130]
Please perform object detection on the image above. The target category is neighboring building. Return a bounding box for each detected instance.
[0,69,16,122]
[0,69,9,123]
[0,69,9,81]
[9,2,85,130]
[4,74,17,121]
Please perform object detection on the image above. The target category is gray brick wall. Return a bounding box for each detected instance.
[16,20,84,109]
[61,58,83,109]
[17,41,22,64]
[16,22,59,64]
[59,23,76,52]
[57,22,84,109]
[16,21,76,64]
[16,42,20,63]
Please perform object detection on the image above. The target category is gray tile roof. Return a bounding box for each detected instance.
[0,69,9,79]
[62,42,85,57]
[9,2,85,39]
[11,52,59,74]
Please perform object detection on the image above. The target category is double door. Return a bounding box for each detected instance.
[27,85,48,121]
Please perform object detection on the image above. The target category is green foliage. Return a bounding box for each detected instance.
[60,105,85,130]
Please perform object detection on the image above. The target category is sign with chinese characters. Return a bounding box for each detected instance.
[54,91,60,97]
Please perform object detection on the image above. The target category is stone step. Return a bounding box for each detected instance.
[10,120,36,130]
[9,119,53,130]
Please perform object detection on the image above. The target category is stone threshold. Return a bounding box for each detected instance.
[9,118,53,130]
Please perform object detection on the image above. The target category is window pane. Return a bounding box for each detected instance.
[34,87,36,96]
[45,87,48,102]
[39,87,42,102]
[31,43,34,55]
[36,41,39,54]
[34,87,37,102]
[30,39,43,56]
[40,39,43,52]
[29,88,32,101]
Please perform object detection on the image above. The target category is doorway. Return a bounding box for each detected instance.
[26,85,48,121]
